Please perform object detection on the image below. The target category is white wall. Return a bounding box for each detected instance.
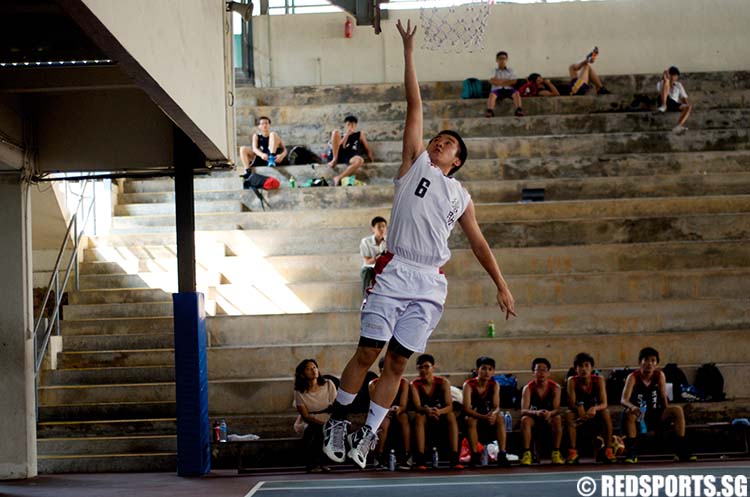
[82,0,234,160]
[253,0,750,87]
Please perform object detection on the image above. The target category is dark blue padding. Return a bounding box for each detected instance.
[173,292,210,476]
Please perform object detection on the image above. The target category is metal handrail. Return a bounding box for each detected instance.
[33,180,95,373]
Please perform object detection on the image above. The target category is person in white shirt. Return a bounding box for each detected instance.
[657,66,692,134]
[485,51,524,118]
[360,216,388,298]
[322,19,517,470]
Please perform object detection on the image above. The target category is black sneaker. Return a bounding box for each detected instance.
[597,87,612,95]
[514,107,525,117]
[497,451,511,467]
[485,109,495,118]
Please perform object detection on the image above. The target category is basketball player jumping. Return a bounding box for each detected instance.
[322,20,517,469]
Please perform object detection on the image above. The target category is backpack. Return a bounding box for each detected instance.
[288,146,322,165]
[494,373,521,408]
[606,368,634,406]
[662,363,690,402]
[694,363,725,401]
[461,78,484,99]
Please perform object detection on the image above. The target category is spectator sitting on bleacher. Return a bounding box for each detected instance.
[239,116,288,171]
[568,46,611,96]
[518,73,561,98]
[462,356,510,467]
[520,357,564,466]
[369,357,411,470]
[293,358,337,473]
[620,347,696,464]
[485,51,524,117]
[657,66,692,134]
[360,216,388,299]
[326,115,374,186]
[411,354,463,470]
[565,352,616,464]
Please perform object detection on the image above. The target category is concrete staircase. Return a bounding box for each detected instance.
[36,71,750,472]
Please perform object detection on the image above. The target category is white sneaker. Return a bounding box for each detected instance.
[347,425,378,469]
[657,105,667,113]
[322,418,349,463]
[673,125,688,134]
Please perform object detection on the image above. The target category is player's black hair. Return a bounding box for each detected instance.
[344,115,358,124]
[638,347,660,364]
[371,216,387,227]
[476,356,496,369]
[496,51,508,58]
[574,352,595,368]
[256,116,271,125]
[528,72,541,82]
[432,130,468,176]
[378,357,385,370]
[416,354,435,366]
[668,66,680,76]
[294,358,327,392]
[532,357,551,372]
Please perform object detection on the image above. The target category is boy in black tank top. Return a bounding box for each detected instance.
[462,356,510,467]
[368,357,411,469]
[565,352,615,464]
[410,354,463,469]
[239,116,287,171]
[520,358,563,465]
[326,115,374,186]
[620,347,695,463]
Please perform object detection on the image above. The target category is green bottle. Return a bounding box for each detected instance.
[289,176,296,188]
[488,320,495,338]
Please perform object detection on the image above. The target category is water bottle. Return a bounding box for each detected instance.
[267,154,276,167]
[504,411,513,433]
[481,446,489,466]
[289,176,296,188]
[487,320,495,338]
[219,418,228,442]
[431,446,439,468]
[388,449,396,471]
[638,400,648,434]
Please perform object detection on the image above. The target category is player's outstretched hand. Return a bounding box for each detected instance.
[396,19,417,52]
[497,285,516,320]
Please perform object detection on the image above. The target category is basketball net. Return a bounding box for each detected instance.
[419,0,492,53]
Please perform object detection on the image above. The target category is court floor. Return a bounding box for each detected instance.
[1,462,747,497]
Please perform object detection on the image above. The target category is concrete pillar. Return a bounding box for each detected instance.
[0,174,37,479]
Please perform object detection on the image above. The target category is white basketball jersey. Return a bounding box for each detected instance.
[387,151,471,267]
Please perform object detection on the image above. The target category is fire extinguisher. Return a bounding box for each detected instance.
[345,17,353,38]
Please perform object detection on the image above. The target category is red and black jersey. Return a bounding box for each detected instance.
[571,375,602,409]
[628,369,663,411]
[527,379,558,411]
[464,377,497,414]
[412,376,447,409]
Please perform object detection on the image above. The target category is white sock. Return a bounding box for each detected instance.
[335,389,356,406]
[365,401,390,431]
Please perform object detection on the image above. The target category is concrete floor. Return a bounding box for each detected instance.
[2,461,748,497]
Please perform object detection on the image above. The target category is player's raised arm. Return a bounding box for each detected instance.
[458,200,516,320]
[396,19,425,178]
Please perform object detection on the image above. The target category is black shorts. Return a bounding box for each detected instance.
[491,88,517,100]
[475,418,500,444]
[644,408,665,431]
[666,97,684,112]
[336,149,362,165]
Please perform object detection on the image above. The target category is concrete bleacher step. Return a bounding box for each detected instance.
[246,109,750,146]
[236,71,750,106]
[38,362,750,415]
[37,452,176,474]
[68,288,171,305]
[45,366,175,386]
[108,211,750,252]
[111,173,750,222]
[36,418,176,438]
[37,435,177,456]
[62,333,173,351]
[38,401,176,423]
[366,128,750,163]
[237,90,750,127]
